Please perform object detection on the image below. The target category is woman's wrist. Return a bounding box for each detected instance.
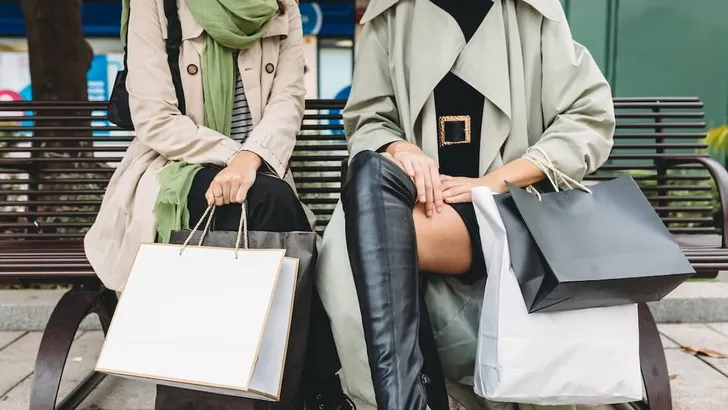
[230,150,263,170]
[479,174,507,194]
[385,140,420,156]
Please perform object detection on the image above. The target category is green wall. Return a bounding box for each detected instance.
[561,0,728,129]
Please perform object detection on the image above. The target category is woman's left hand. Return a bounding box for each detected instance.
[441,175,502,204]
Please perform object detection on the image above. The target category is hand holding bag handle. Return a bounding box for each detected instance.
[523,146,672,409]
[179,203,249,258]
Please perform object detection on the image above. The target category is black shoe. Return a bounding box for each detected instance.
[305,375,357,410]
[342,151,449,410]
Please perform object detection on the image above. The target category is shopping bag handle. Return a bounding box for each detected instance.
[179,203,248,258]
[522,146,592,200]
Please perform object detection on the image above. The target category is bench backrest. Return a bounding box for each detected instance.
[0,97,714,242]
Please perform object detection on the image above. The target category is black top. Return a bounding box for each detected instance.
[432,0,492,178]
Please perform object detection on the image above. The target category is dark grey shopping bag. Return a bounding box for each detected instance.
[496,176,694,313]
[158,204,318,410]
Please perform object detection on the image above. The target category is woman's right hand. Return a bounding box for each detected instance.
[383,141,443,217]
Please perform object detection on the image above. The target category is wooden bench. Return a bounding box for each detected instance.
[1,97,726,409]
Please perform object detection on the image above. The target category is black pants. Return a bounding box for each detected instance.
[154,167,341,409]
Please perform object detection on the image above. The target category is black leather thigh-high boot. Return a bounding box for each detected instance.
[342,151,449,410]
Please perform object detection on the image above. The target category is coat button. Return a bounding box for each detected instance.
[186,64,198,75]
[265,63,275,74]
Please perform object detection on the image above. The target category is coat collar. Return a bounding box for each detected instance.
[361,0,564,24]
[178,1,289,42]
[406,0,519,174]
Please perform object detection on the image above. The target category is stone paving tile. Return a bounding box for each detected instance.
[707,323,728,338]
[0,332,42,397]
[664,349,728,409]
[0,332,25,351]
[0,331,105,409]
[660,334,680,349]
[3,328,727,409]
[659,323,728,377]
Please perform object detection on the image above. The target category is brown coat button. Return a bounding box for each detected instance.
[186,64,198,75]
[265,63,275,74]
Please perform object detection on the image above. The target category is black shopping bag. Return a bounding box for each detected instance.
[496,176,694,313]
[158,207,318,410]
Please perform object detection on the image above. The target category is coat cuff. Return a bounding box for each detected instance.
[240,138,288,177]
[349,132,404,160]
[215,138,245,166]
[522,143,586,190]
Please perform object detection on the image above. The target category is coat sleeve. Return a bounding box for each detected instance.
[126,0,243,167]
[242,0,306,178]
[522,13,615,184]
[343,16,405,158]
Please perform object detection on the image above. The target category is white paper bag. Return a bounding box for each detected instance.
[96,243,299,401]
[471,188,643,405]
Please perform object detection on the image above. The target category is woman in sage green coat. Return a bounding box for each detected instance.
[315,0,615,409]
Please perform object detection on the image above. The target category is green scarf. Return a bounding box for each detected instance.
[120,0,279,243]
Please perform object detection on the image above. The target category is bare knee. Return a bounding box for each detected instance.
[413,204,473,274]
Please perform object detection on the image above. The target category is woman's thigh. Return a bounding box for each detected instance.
[414,202,473,275]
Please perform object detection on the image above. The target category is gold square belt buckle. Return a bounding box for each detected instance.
[438,115,472,147]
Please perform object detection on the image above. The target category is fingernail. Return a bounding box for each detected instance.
[419,196,426,202]
[437,207,443,213]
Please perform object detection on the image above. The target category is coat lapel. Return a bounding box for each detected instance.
[450,0,513,175]
[407,0,465,135]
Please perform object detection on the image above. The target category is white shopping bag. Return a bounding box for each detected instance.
[96,242,299,401]
[471,187,643,405]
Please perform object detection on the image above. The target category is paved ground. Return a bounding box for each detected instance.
[0,325,726,409]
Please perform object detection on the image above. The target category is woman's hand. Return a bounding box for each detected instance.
[206,151,262,206]
[441,175,505,204]
[383,141,443,217]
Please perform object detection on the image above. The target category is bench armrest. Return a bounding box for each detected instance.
[662,156,728,247]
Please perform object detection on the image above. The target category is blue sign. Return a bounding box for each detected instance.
[0,2,354,38]
[299,3,323,36]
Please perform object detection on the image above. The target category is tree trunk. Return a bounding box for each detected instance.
[21,0,92,103]
[19,0,97,235]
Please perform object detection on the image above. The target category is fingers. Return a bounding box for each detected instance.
[412,161,427,204]
[211,180,224,207]
[402,158,416,179]
[235,173,256,203]
[222,178,233,205]
[205,187,215,206]
[429,164,443,214]
[440,177,460,191]
[424,165,434,217]
[234,183,249,203]
[442,184,471,203]
[443,192,472,204]
[209,169,255,206]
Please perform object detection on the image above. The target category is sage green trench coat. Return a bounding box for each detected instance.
[315,0,616,408]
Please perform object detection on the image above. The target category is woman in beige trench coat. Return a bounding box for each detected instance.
[315,0,615,409]
[84,0,355,408]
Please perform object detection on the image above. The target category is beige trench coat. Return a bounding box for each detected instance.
[315,0,615,408]
[84,0,307,291]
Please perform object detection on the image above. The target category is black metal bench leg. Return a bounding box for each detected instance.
[638,302,672,410]
[95,290,118,335]
[29,287,117,410]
